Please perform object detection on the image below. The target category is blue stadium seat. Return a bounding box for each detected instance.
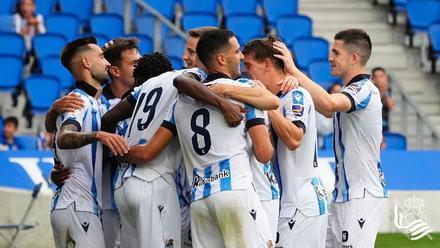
[293,37,329,72]
[15,135,38,150]
[165,36,185,58]
[104,0,137,17]
[276,15,312,48]
[0,0,15,15]
[45,13,80,41]
[263,0,298,25]
[0,55,23,92]
[223,0,257,16]
[135,14,168,39]
[40,55,74,90]
[125,33,154,54]
[144,0,176,20]
[35,0,55,16]
[59,0,94,21]
[24,75,61,114]
[182,0,217,15]
[0,15,14,32]
[169,56,184,69]
[384,132,407,150]
[33,33,67,59]
[181,13,218,32]
[406,0,440,46]
[226,14,264,46]
[309,60,340,90]
[428,23,440,72]
[90,13,124,39]
[0,32,25,57]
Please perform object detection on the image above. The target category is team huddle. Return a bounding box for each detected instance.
[45,27,387,248]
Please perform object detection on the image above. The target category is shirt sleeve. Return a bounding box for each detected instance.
[127,85,142,107]
[284,89,310,133]
[160,99,178,136]
[37,14,46,33]
[341,81,373,113]
[244,104,265,129]
[60,94,88,131]
[185,68,207,82]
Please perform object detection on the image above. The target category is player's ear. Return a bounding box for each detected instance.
[263,58,272,70]
[216,53,227,66]
[80,57,90,69]
[109,65,120,78]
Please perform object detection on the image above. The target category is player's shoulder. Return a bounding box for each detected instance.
[283,86,312,104]
[70,89,93,106]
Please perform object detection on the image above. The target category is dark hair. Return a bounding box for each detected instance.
[133,52,173,86]
[196,29,235,69]
[16,0,36,17]
[60,36,97,72]
[188,26,218,38]
[242,35,284,70]
[102,37,139,67]
[4,117,18,128]
[334,29,372,65]
[371,67,386,75]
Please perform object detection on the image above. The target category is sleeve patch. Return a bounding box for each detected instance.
[292,104,304,117]
[344,83,362,96]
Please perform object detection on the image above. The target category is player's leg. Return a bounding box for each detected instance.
[102,209,120,248]
[50,208,69,248]
[114,177,142,247]
[70,210,105,248]
[261,199,280,242]
[277,209,327,248]
[190,197,224,248]
[325,203,338,248]
[326,192,387,248]
[181,204,192,248]
[211,188,273,248]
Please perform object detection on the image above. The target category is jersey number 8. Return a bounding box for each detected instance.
[191,108,211,155]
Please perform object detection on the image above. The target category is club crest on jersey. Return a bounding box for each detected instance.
[191,169,230,188]
[292,91,304,105]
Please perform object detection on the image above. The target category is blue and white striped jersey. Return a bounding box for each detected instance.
[333,74,387,203]
[121,68,207,185]
[53,82,107,215]
[163,77,266,202]
[274,87,327,218]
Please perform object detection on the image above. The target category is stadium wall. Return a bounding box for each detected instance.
[0,150,438,247]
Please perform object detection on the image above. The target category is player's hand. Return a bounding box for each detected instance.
[272,41,298,75]
[51,93,85,113]
[277,75,299,94]
[50,163,71,186]
[96,131,129,157]
[220,100,246,127]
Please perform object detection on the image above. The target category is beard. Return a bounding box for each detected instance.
[93,71,110,85]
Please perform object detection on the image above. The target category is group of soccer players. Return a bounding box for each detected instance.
[44,25,387,248]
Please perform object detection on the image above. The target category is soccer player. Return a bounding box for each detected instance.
[274,29,387,247]
[123,29,274,248]
[47,36,128,248]
[242,36,328,247]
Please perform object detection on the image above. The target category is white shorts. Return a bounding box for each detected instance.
[261,199,280,242]
[102,209,121,248]
[51,204,104,248]
[190,188,273,248]
[115,176,181,248]
[276,209,327,248]
[326,191,387,248]
[181,205,192,248]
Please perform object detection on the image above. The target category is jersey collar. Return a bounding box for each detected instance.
[346,74,370,86]
[75,81,98,97]
[204,72,232,83]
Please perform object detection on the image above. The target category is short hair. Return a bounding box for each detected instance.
[242,35,284,70]
[371,67,386,75]
[60,36,97,72]
[102,37,139,67]
[196,29,235,69]
[334,29,372,65]
[4,117,18,128]
[133,52,173,86]
[188,26,218,38]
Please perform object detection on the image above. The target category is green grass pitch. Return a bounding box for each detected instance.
[375,233,440,247]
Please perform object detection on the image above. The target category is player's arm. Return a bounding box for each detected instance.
[45,93,85,133]
[119,127,175,165]
[248,124,273,164]
[208,82,279,110]
[57,123,128,156]
[101,97,135,133]
[173,74,245,127]
[268,110,304,150]
[272,41,351,117]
